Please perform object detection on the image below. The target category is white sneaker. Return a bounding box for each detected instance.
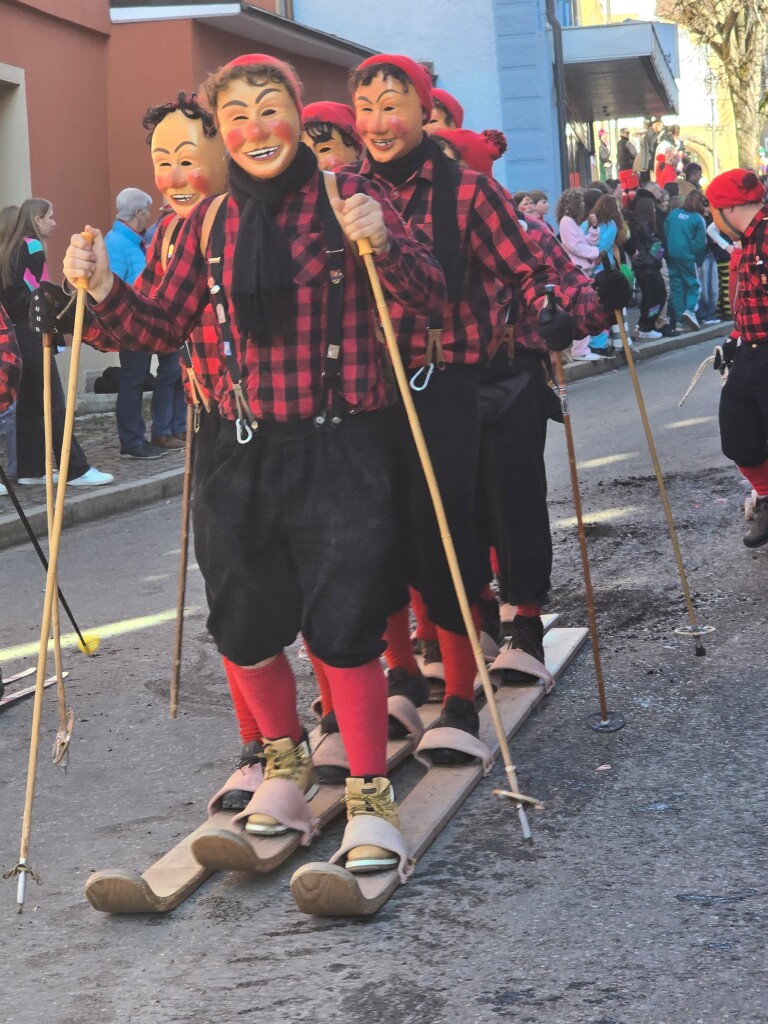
[573,352,602,361]
[637,329,662,340]
[18,473,58,485]
[68,467,114,487]
[0,483,6,496]
[702,318,721,325]
[682,310,700,330]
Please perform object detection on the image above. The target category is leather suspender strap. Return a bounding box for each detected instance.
[204,195,259,443]
[317,170,347,426]
[160,216,183,273]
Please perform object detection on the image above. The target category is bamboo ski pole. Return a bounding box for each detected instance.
[545,289,624,733]
[0,465,97,656]
[8,233,92,911]
[170,400,195,719]
[356,237,541,839]
[42,333,73,764]
[599,253,711,656]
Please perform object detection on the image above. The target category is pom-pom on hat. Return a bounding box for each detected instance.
[706,169,765,209]
[432,128,507,178]
[302,101,358,138]
[355,54,433,118]
[432,88,464,128]
[222,54,303,113]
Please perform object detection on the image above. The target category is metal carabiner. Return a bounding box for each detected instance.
[409,364,434,392]
[236,417,253,444]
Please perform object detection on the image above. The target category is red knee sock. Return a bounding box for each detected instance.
[739,458,768,498]
[409,587,438,642]
[222,653,302,743]
[222,658,263,745]
[384,605,420,676]
[321,659,388,777]
[436,624,478,703]
[305,645,335,718]
[516,602,541,618]
[490,547,500,577]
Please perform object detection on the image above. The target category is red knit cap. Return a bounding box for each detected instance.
[222,54,303,113]
[302,101,358,138]
[355,54,433,118]
[706,169,765,209]
[432,128,506,178]
[432,88,464,129]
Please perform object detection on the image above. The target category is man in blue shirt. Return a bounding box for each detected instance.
[104,188,186,458]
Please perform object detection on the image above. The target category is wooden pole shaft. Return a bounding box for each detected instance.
[16,244,91,907]
[357,241,533,819]
[552,353,610,722]
[43,335,68,738]
[613,312,703,650]
[170,402,195,719]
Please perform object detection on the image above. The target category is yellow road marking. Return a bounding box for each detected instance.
[552,506,639,530]
[0,606,201,663]
[577,452,638,470]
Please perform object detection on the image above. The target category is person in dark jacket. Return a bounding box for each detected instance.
[625,189,667,338]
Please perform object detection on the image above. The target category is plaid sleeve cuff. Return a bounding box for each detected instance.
[89,276,129,320]
[372,230,402,268]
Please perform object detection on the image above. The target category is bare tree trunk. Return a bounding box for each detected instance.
[726,67,762,167]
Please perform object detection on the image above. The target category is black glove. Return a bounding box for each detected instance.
[594,268,633,311]
[537,304,575,352]
[29,282,76,336]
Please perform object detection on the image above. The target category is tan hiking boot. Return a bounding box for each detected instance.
[343,776,401,874]
[245,735,318,835]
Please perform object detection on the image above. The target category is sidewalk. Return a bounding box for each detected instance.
[0,319,730,552]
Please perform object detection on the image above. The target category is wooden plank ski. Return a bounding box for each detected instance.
[84,730,419,914]
[290,626,588,917]
[3,666,36,686]
[0,671,66,712]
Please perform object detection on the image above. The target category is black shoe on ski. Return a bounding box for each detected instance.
[744,496,768,548]
[477,593,502,645]
[387,667,430,739]
[502,615,545,685]
[220,740,264,811]
[424,696,480,765]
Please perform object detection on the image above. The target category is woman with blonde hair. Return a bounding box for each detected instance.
[0,198,111,486]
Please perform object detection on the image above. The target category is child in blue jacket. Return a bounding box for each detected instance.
[664,190,707,330]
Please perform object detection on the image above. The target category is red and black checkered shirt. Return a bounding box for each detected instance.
[733,206,768,346]
[0,303,21,413]
[90,172,445,421]
[358,155,564,368]
[84,214,220,402]
[508,220,613,352]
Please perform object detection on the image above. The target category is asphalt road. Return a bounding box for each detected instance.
[1,338,766,1024]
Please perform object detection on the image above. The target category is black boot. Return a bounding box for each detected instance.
[744,496,768,548]
[425,695,480,765]
[387,667,430,739]
[220,740,264,812]
[476,592,501,645]
[503,614,545,685]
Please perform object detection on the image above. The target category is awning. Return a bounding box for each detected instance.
[562,20,679,122]
[111,2,376,67]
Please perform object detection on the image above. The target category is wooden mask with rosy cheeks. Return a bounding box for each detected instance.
[353,74,425,163]
[215,77,301,180]
[301,124,359,171]
[150,109,227,219]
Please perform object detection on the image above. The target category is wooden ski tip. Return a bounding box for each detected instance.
[290,862,369,917]
[77,633,100,656]
[493,789,544,810]
[85,869,166,914]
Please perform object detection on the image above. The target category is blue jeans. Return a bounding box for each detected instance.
[0,402,17,478]
[116,349,186,451]
[698,252,720,321]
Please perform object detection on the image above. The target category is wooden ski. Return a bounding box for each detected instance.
[290,626,587,917]
[84,617,570,915]
[0,671,65,712]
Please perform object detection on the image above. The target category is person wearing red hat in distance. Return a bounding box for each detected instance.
[301,101,362,171]
[62,54,446,877]
[426,88,464,132]
[435,123,629,671]
[348,54,579,763]
[706,169,768,548]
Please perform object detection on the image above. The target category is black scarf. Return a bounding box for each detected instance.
[229,141,318,339]
[367,134,462,302]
